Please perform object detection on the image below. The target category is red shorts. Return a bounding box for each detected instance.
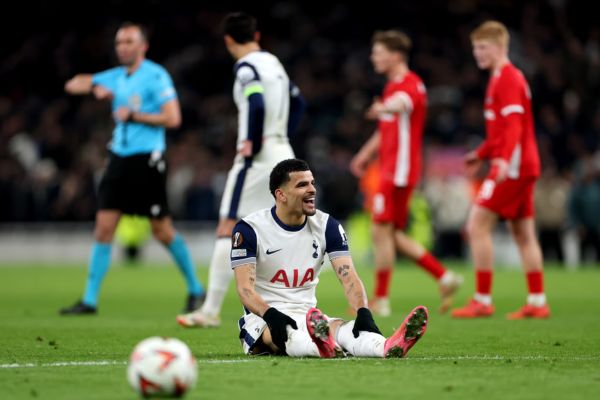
[372,183,413,229]
[476,177,536,220]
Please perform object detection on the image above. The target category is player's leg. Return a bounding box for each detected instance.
[394,230,463,313]
[151,216,205,312]
[253,309,345,358]
[332,306,429,358]
[238,312,320,357]
[135,151,204,312]
[60,210,121,314]
[371,222,395,316]
[61,154,128,315]
[238,313,280,356]
[452,205,497,318]
[178,162,248,327]
[392,186,463,313]
[390,187,436,275]
[506,216,550,319]
[250,324,321,358]
[177,218,235,327]
[331,319,385,357]
[370,182,397,316]
[202,219,236,316]
[283,327,322,358]
[179,162,275,327]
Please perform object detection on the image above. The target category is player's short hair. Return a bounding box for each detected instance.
[470,20,510,48]
[269,159,311,197]
[372,30,412,58]
[222,12,257,44]
[118,21,149,43]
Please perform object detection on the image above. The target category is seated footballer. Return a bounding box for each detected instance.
[230,158,429,358]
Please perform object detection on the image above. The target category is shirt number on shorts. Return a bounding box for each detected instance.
[479,179,496,201]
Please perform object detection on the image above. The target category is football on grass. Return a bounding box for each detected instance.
[127,337,198,398]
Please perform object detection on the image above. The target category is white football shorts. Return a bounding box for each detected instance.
[237,308,342,355]
[219,142,294,219]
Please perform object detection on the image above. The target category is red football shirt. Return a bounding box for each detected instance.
[477,63,540,178]
[378,71,427,187]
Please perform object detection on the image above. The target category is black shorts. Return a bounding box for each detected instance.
[98,152,170,218]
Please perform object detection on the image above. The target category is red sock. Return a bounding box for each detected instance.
[416,252,446,279]
[526,270,544,294]
[476,270,493,295]
[374,268,393,298]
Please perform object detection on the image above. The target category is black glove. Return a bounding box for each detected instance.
[352,307,382,338]
[262,307,298,351]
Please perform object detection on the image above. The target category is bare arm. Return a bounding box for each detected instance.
[64,74,94,95]
[379,91,413,114]
[114,99,182,129]
[331,256,368,313]
[234,263,270,317]
[65,74,114,100]
[464,150,483,179]
[350,130,380,178]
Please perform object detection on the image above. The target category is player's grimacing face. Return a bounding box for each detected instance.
[284,170,317,216]
[370,42,394,74]
[472,39,500,70]
[115,27,147,66]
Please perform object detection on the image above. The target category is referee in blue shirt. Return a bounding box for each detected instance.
[60,22,205,315]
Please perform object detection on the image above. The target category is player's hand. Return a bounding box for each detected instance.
[262,307,298,352]
[238,140,252,158]
[365,97,384,120]
[490,158,509,182]
[114,107,132,123]
[464,150,482,178]
[352,307,382,338]
[92,85,113,101]
[350,153,368,178]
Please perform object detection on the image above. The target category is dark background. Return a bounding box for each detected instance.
[1,1,598,258]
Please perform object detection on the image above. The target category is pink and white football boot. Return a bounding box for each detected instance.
[383,305,429,358]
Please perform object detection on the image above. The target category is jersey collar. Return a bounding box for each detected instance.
[271,206,307,232]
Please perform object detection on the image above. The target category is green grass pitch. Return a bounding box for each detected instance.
[1,262,599,399]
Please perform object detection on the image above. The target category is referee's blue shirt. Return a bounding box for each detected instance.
[92,59,177,157]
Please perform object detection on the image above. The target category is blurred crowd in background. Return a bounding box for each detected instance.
[1,1,599,261]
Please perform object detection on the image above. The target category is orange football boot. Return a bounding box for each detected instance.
[451,299,495,318]
[506,304,550,320]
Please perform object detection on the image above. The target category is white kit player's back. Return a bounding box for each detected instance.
[233,51,293,164]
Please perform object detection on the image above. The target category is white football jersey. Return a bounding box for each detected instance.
[233,51,293,162]
[231,207,350,314]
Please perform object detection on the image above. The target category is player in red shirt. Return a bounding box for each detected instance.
[452,21,550,319]
[351,30,463,316]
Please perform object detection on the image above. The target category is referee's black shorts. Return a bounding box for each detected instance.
[98,152,170,218]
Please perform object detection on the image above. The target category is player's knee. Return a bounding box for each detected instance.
[94,224,116,242]
[259,327,280,354]
[465,219,485,240]
[216,218,236,238]
[372,223,393,241]
[465,220,475,238]
[329,319,345,339]
[151,223,174,244]
[466,223,488,242]
[512,228,533,247]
